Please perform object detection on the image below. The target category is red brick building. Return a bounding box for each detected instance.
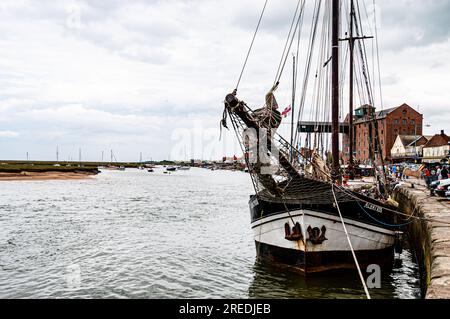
[342,103,423,164]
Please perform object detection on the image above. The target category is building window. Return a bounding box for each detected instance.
[411,120,415,125]
[394,119,399,125]
[402,119,407,125]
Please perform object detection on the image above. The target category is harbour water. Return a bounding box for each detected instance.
[0,168,421,298]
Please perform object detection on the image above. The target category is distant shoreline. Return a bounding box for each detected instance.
[0,171,97,181]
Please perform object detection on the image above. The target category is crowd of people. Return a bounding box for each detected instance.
[423,165,449,187]
[387,163,449,186]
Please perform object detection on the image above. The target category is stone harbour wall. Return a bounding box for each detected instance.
[394,184,450,299]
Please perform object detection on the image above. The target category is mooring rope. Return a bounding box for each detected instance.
[356,201,414,228]
[331,184,371,299]
[337,185,450,226]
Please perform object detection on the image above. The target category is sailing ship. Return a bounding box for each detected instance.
[103,150,126,171]
[222,0,402,274]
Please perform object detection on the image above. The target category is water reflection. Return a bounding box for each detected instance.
[248,249,421,299]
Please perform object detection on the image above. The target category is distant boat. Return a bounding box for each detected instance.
[177,166,191,171]
[103,166,123,171]
[148,169,154,173]
[108,150,126,171]
[166,166,177,172]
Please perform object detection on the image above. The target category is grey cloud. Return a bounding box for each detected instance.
[378,0,450,50]
[381,74,399,86]
[62,1,190,64]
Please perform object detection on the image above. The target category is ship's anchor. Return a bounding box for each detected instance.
[307,226,328,245]
[284,222,303,241]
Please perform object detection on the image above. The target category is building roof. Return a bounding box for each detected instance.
[376,106,399,119]
[353,103,422,124]
[424,131,450,148]
[354,105,397,124]
[396,135,430,147]
[355,104,375,111]
[397,135,420,147]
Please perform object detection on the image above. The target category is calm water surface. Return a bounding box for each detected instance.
[0,168,421,298]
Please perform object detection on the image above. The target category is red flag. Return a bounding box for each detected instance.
[281,105,292,117]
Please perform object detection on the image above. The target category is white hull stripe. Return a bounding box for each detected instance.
[251,210,395,236]
[252,212,394,251]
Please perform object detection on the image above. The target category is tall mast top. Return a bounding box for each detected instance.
[331,0,341,182]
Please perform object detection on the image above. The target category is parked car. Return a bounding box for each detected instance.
[434,179,450,197]
[429,179,442,192]
[445,188,450,200]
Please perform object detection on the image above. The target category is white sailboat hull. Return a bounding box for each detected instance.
[251,209,396,274]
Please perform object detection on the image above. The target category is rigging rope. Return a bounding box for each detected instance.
[273,0,303,85]
[294,0,323,148]
[372,0,384,110]
[331,184,371,299]
[235,0,269,92]
[274,1,306,85]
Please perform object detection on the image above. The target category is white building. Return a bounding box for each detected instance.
[391,135,431,161]
[422,130,450,163]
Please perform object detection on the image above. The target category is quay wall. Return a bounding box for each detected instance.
[394,184,450,298]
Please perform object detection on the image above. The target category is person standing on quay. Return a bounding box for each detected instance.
[441,165,449,180]
[423,167,431,186]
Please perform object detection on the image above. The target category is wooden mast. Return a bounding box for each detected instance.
[348,0,355,171]
[342,1,372,174]
[331,0,341,182]
[290,55,296,163]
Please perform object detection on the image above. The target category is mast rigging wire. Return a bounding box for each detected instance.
[294,0,323,148]
[372,0,384,110]
[234,0,269,92]
[273,0,304,85]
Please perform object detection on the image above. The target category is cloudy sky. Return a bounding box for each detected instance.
[0,0,449,161]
